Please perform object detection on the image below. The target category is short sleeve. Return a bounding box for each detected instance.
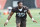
[25,6,29,13]
[11,8,16,12]
[27,8,29,11]
[23,6,29,11]
[25,6,29,11]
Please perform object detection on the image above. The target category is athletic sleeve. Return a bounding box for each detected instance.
[24,6,29,11]
[11,8,16,12]
[25,6,29,12]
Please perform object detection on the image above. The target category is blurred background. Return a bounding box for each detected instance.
[0,0,40,27]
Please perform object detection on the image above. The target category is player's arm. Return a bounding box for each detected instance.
[4,9,14,26]
[27,9,37,23]
[27,10,32,19]
[7,11,14,20]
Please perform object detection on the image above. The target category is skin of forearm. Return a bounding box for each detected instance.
[27,10,33,19]
[7,11,14,21]
[7,15,12,20]
[28,13,32,19]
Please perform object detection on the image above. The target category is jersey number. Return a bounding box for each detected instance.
[17,13,25,17]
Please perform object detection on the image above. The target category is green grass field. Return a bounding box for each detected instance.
[0,9,40,27]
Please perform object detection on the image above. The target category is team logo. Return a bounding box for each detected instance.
[35,0,40,8]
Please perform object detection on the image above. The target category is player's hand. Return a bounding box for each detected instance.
[32,18,37,23]
[33,20,37,23]
[4,22,8,26]
[4,20,8,26]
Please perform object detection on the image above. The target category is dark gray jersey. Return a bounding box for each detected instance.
[12,6,29,18]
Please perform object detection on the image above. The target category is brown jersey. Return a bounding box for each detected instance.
[12,6,29,18]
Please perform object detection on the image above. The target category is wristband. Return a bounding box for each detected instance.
[6,20,8,22]
[32,18,34,21]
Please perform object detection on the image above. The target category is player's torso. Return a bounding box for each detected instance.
[15,7,28,18]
